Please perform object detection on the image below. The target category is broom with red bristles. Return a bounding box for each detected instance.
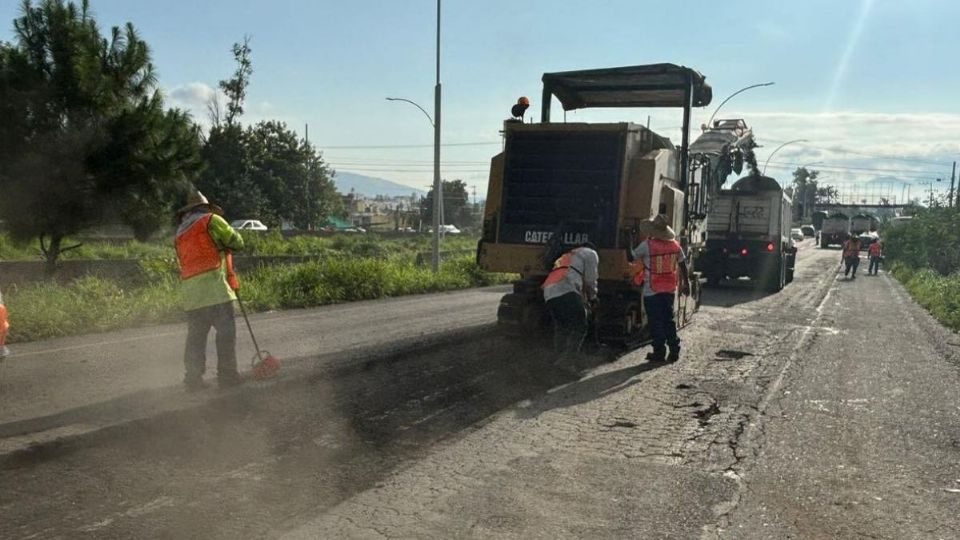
[226,251,281,380]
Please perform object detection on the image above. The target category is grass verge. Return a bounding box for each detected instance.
[889,261,960,332]
[4,255,512,343]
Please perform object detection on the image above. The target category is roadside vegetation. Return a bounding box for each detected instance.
[0,231,478,262]
[4,253,509,343]
[885,208,960,332]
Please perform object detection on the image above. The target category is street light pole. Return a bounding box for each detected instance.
[762,139,808,176]
[432,0,442,272]
[706,82,775,128]
[382,0,442,272]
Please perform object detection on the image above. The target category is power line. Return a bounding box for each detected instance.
[764,161,947,177]
[318,141,499,150]
[757,137,952,166]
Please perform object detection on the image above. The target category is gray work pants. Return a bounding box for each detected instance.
[184,301,239,382]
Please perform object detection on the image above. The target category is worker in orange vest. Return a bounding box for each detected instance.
[841,233,862,279]
[631,215,690,363]
[541,241,599,360]
[0,286,10,359]
[868,238,883,275]
[175,190,245,391]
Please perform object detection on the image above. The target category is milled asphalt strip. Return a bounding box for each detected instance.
[0,323,496,461]
[701,262,841,539]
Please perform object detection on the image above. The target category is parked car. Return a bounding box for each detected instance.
[0,287,10,358]
[801,225,815,238]
[230,219,269,231]
[439,224,461,234]
[790,228,805,242]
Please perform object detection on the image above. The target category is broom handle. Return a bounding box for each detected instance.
[236,293,264,364]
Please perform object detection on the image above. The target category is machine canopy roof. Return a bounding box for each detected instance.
[541,63,712,110]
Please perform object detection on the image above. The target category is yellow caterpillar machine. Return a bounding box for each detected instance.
[477,63,757,347]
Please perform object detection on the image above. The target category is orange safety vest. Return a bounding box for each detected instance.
[630,260,646,287]
[175,214,222,280]
[0,303,8,348]
[541,248,585,289]
[843,240,860,258]
[868,242,882,257]
[648,238,682,294]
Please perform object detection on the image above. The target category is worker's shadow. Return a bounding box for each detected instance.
[513,360,665,419]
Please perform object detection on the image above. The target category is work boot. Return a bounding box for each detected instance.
[646,351,666,363]
[218,372,246,390]
[667,348,680,363]
[184,378,209,392]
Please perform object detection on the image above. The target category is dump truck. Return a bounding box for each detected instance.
[811,210,828,232]
[850,213,875,235]
[820,213,850,248]
[700,175,796,292]
[476,63,755,347]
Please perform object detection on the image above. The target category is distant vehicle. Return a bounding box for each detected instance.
[702,175,797,292]
[343,227,367,234]
[430,225,461,234]
[820,213,849,248]
[0,287,9,359]
[859,232,879,251]
[790,228,805,242]
[850,213,875,235]
[811,210,828,231]
[801,225,815,237]
[888,216,913,228]
[230,219,268,231]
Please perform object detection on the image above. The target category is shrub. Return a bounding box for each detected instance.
[3,254,512,343]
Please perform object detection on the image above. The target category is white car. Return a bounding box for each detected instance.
[790,228,805,242]
[230,219,268,231]
[438,224,461,235]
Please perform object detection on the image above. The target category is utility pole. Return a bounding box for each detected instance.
[305,123,311,230]
[952,161,957,208]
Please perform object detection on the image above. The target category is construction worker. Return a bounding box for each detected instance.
[842,233,862,279]
[0,286,9,359]
[631,215,690,363]
[541,242,599,360]
[868,238,883,275]
[175,190,245,391]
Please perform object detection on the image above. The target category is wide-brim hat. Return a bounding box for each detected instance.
[177,190,223,218]
[638,214,676,241]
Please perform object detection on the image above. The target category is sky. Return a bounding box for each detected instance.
[2,0,958,202]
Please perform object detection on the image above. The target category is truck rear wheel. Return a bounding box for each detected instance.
[765,258,784,293]
[820,238,828,249]
[785,254,796,283]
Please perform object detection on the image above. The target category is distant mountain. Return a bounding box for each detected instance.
[332,171,426,198]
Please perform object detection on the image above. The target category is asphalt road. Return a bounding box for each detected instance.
[2,241,959,539]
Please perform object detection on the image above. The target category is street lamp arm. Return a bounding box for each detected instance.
[386,97,435,127]
[762,139,808,176]
[706,82,775,128]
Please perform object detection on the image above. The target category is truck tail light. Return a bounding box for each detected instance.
[740,248,748,257]
[766,242,775,252]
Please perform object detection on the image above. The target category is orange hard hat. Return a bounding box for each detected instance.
[517,96,530,106]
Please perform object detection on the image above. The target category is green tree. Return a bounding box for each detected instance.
[197,39,342,229]
[791,167,820,221]
[0,0,203,273]
[422,179,469,228]
[246,120,342,229]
